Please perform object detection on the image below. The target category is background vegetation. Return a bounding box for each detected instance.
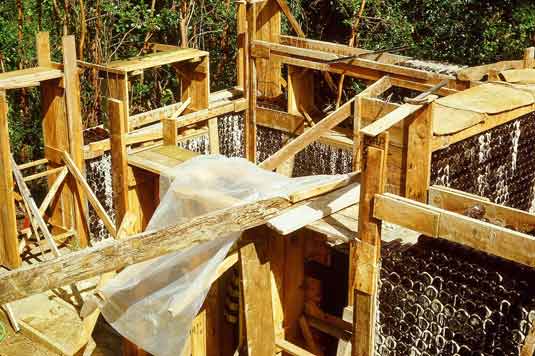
[1,0,535,160]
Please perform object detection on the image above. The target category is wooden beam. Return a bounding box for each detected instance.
[360,103,423,137]
[429,185,535,233]
[0,197,291,305]
[109,98,129,225]
[240,238,276,356]
[62,35,90,247]
[260,98,353,171]
[18,158,49,171]
[62,151,117,238]
[38,167,69,216]
[373,193,535,267]
[351,146,385,356]
[0,91,20,268]
[275,339,316,356]
[22,166,65,182]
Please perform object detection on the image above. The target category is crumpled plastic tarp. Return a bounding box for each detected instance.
[96,155,348,356]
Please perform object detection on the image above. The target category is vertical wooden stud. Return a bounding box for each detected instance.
[237,2,246,90]
[240,237,276,356]
[405,103,432,202]
[524,47,535,69]
[0,91,21,268]
[108,73,130,132]
[256,0,281,98]
[162,118,179,145]
[351,143,386,356]
[352,97,362,172]
[36,32,51,67]
[109,98,129,227]
[62,35,90,247]
[42,78,73,230]
[245,2,258,162]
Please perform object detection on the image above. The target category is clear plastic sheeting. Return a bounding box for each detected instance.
[97,155,349,356]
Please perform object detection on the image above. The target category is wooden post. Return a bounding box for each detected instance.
[245,2,258,162]
[351,139,386,356]
[62,35,90,247]
[108,73,130,132]
[109,98,129,226]
[36,32,51,67]
[524,47,535,69]
[0,91,21,268]
[352,97,362,172]
[256,0,281,98]
[240,236,276,356]
[404,103,432,202]
[237,2,246,89]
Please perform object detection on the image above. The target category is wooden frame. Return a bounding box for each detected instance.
[0,33,89,268]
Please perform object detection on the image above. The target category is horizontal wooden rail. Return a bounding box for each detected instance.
[373,193,535,267]
[0,197,292,305]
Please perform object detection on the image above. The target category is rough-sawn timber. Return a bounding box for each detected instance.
[0,197,292,305]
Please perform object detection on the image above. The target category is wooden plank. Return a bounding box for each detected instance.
[268,183,360,235]
[457,60,523,81]
[240,238,276,356]
[0,196,292,305]
[208,118,220,154]
[38,167,69,216]
[257,107,305,133]
[41,79,73,231]
[129,98,190,129]
[62,151,117,238]
[429,185,535,232]
[109,98,130,224]
[22,166,65,182]
[351,146,385,356]
[0,91,20,268]
[128,145,198,175]
[283,231,305,341]
[107,48,208,72]
[246,2,258,162]
[36,32,52,67]
[63,35,90,248]
[524,47,535,69]
[260,98,354,171]
[253,40,445,81]
[256,0,282,98]
[373,194,440,237]
[0,67,63,90]
[275,339,316,356]
[405,103,432,202]
[18,158,49,170]
[375,193,535,267]
[288,172,358,203]
[360,103,423,137]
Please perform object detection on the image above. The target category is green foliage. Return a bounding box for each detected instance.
[2,0,535,161]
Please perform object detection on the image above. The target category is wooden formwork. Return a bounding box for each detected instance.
[2,1,535,356]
